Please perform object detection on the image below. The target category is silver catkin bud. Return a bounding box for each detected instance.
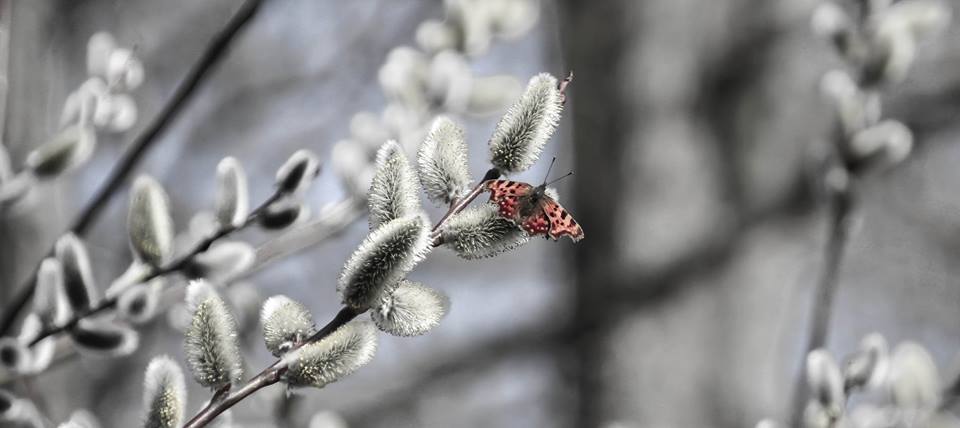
[338,214,432,310]
[55,233,99,313]
[806,349,845,418]
[488,73,563,174]
[276,149,321,195]
[309,411,349,428]
[0,337,29,374]
[888,341,941,409]
[440,204,530,259]
[0,390,42,427]
[35,258,65,326]
[843,332,889,390]
[258,196,308,230]
[128,175,175,267]
[16,314,55,374]
[184,282,243,389]
[70,319,139,357]
[372,281,448,337]
[214,157,249,229]
[282,321,378,389]
[418,116,471,205]
[24,125,96,179]
[142,355,186,428]
[117,280,161,324]
[187,241,255,282]
[261,296,316,357]
[368,141,422,229]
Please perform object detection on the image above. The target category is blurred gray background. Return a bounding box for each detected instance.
[1,0,959,427]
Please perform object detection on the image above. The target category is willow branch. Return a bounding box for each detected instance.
[0,0,264,336]
[27,188,282,346]
[184,188,496,427]
[182,306,362,428]
[790,185,855,425]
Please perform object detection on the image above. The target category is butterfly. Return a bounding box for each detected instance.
[483,160,584,242]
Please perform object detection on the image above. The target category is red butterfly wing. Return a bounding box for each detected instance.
[485,180,533,221]
[540,197,584,242]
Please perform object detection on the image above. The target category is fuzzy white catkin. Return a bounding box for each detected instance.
[372,281,448,336]
[87,32,116,77]
[843,333,889,391]
[888,341,940,409]
[261,295,316,357]
[488,73,563,174]
[880,0,952,40]
[283,321,378,389]
[106,48,145,91]
[806,349,845,417]
[849,120,913,169]
[55,233,99,312]
[418,116,471,205]
[811,2,852,40]
[819,70,880,136]
[128,175,175,267]
[489,0,540,39]
[259,196,308,230]
[117,281,161,324]
[866,22,917,86]
[368,141,422,229]
[184,282,243,388]
[142,356,186,428]
[189,241,255,282]
[309,411,349,428]
[440,204,530,259]
[0,337,29,373]
[70,319,139,357]
[16,314,55,374]
[214,157,249,228]
[379,47,429,109]
[338,214,432,310]
[34,258,65,326]
[427,51,474,113]
[276,149,321,195]
[415,20,458,53]
[103,93,138,132]
[802,400,832,428]
[25,125,96,179]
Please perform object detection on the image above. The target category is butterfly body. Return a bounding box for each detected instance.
[484,179,584,242]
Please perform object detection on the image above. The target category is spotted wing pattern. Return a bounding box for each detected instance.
[540,197,584,242]
[485,180,533,221]
[485,179,584,242]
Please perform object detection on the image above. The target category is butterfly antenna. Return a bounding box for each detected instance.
[542,157,557,185]
[545,171,574,186]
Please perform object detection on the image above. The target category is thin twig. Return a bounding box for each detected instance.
[429,168,500,234]
[789,185,855,425]
[184,180,501,427]
[182,306,362,428]
[0,0,264,336]
[28,188,282,346]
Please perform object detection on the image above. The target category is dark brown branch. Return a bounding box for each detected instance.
[790,185,855,425]
[28,189,282,346]
[0,0,264,336]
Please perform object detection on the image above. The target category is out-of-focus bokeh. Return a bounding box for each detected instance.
[0,0,958,427]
